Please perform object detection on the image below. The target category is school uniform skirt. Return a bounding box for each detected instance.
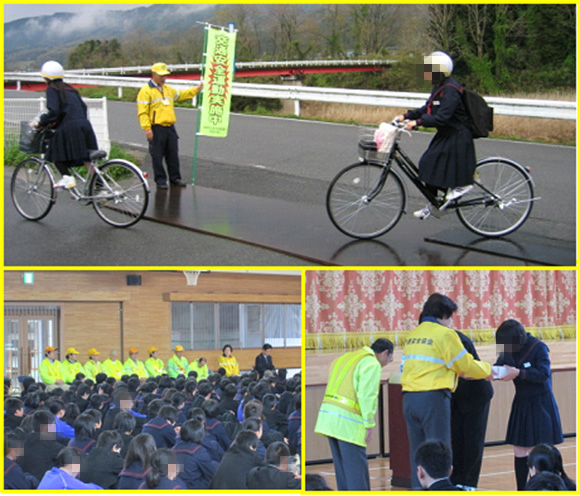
[505,389,564,446]
[46,118,98,166]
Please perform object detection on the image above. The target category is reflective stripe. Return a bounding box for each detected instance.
[318,409,364,425]
[323,394,361,414]
[327,349,368,395]
[447,348,467,369]
[401,354,446,365]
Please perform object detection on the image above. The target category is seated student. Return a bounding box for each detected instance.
[75,383,91,412]
[38,447,102,489]
[243,417,267,459]
[415,440,465,491]
[247,441,301,489]
[278,378,297,416]
[62,403,80,429]
[172,419,218,489]
[68,411,97,454]
[218,382,240,415]
[79,430,124,489]
[528,443,576,491]
[262,393,288,437]
[48,398,75,440]
[209,430,265,489]
[140,449,187,489]
[525,472,568,491]
[113,411,137,460]
[305,473,333,491]
[287,393,301,455]
[171,392,188,424]
[102,390,147,433]
[4,397,24,432]
[4,432,39,489]
[202,399,232,453]
[191,380,215,409]
[187,408,223,463]
[20,410,66,482]
[118,433,156,489]
[142,404,178,449]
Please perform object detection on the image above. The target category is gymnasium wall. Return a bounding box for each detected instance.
[4,271,301,371]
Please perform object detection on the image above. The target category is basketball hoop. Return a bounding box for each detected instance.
[183,271,201,286]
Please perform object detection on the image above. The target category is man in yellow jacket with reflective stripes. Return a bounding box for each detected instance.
[314,338,394,491]
[136,62,202,189]
[401,293,492,489]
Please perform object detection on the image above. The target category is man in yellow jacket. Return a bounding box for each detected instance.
[61,347,85,384]
[39,346,64,388]
[102,349,124,381]
[123,348,148,381]
[401,293,492,489]
[136,62,202,189]
[145,347,167,377]
[84,348,102,382]
[167,345,189,378]
[314,338,394,491]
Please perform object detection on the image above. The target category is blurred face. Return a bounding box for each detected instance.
[92,355,100,362]
[263,348,271,356]
[176,350,183,358]
[224,347,232,357]
[110,350,117,360]
[167,462,178,480]
[47,351,55,360]
[377,350,394,368]
[151,351,158,359]
[130,353,138,360]
[152,72,168,86]
[69,354,77,362]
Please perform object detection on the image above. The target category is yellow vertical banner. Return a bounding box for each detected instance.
[199,27,237,137]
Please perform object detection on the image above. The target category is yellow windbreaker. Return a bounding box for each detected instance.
[137,80,200,130]
[218,355,240,377]
[401,320,491,392]
[39,358,63,385]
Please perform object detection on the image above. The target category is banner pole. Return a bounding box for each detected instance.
[192,25,210,186]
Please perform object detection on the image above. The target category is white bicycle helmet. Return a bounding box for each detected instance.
[40,60,65,80]
[424,51,453,76]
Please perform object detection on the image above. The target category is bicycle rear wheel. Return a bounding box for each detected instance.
[456,158,534,237]
[11,157,56,221]
[90,160,149,228]
[326,162,405,239]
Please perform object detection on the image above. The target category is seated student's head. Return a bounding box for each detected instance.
[243,417,263,439]
[186,407,206,424]
[528,444,576,490]
[244,399,263,420]
[48,398,66,418]
[124,433,156,469]
[23,392,42,411]
[95,430,123,454]
[147,398,165,418]
[222,383,237,400]
[293,393,302,412]
[5,432,25,460]
[262,393,277,411]
[158,405,178,425]
[95,373,107,384]
[146,449,179,488]
[187,370,198,379]
[197,380,213,398]
[31,410,56,438]
[253,381,270,401]
[414,440,453,489]
[217,367,227,376]
[233,430,259,451]
[127,376,141,393]
[525,472,567,491]
[113,411,136,435]
[305,473,333,491]
[171,392,186,410]
[55,447,83,477]
[266,441,291,470]
[201,399,220,419]
[74,412,97,440]
[90,394,106,411]
[5,397,24,417]
[180,419,205,444]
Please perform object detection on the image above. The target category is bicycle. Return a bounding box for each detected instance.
[326,121,539,239]
[11,131,150,228]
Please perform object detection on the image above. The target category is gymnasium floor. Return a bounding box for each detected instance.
[305,436,577,491]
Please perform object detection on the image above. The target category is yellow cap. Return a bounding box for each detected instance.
[148,346,159,355]
[66,347,80,355]
[128,347,138,354]
[44,346,57,353]
[88,348,100,356]
[174,345,184,352]
[151,62,170,76]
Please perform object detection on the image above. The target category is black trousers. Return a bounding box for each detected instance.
[148,124,181,185]
[450,401,491,488]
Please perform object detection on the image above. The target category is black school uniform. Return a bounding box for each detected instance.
[247,464,301,490]
[495,333,563,446]
[404,77,476,189]
[79,447,124,489]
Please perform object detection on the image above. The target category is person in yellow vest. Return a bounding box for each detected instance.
[39,346,64,388]
[123,348,148,381]
[167,345,189,378]
[401,293,492,489]
[61,348,85,384]
[187,357,210,380]
[145,347,167,377]
[218,344,240,377]
[102,349,124,381]
[314,338,394,491]
[84,348,102,382]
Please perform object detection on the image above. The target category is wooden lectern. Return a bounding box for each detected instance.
[388,372,411,488]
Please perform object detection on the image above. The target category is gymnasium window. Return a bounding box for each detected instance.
[171,302,301,350]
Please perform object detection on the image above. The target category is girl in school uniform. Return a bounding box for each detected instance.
[494,319,563,490]
[117,433,156,489]
[140,449,187,489]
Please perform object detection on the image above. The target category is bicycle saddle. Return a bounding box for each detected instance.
[89,150,107,161]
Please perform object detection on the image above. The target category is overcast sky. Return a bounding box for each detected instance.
[4,4,151,23]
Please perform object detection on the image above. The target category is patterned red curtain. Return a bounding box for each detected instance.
[306,271,576,347]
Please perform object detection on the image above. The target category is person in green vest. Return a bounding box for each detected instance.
[167,345,189,378]
[39,346,64,389]
[314,338,394,491]
[187,357,210,380]
[84,348,102,382]
[61,348,85,384]
[123,348,148,381]
[145,346,167,378]
[102,349,124,381]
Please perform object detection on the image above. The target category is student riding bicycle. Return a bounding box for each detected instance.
[395,51,476,220]
[36,60,99,190]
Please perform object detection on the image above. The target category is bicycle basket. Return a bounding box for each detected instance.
[358,123,397,163]
[18,121,54,154]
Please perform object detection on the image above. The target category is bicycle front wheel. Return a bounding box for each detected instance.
[11,157,56,221]
[456,158,534,237]
[90,160,149,228]
[326,162,405,239]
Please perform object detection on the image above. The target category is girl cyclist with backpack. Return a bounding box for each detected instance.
[395,51,476,220]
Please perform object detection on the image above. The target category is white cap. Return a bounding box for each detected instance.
[424,51,453,76]
[40,60,64,80]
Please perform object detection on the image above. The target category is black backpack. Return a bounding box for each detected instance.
[461,87,494,138]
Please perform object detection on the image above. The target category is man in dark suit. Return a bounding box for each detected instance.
[254,344,275,379]
[415,440,466,491]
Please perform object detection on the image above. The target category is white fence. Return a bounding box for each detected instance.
[4,72,577,120]
[4,97,110,154]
